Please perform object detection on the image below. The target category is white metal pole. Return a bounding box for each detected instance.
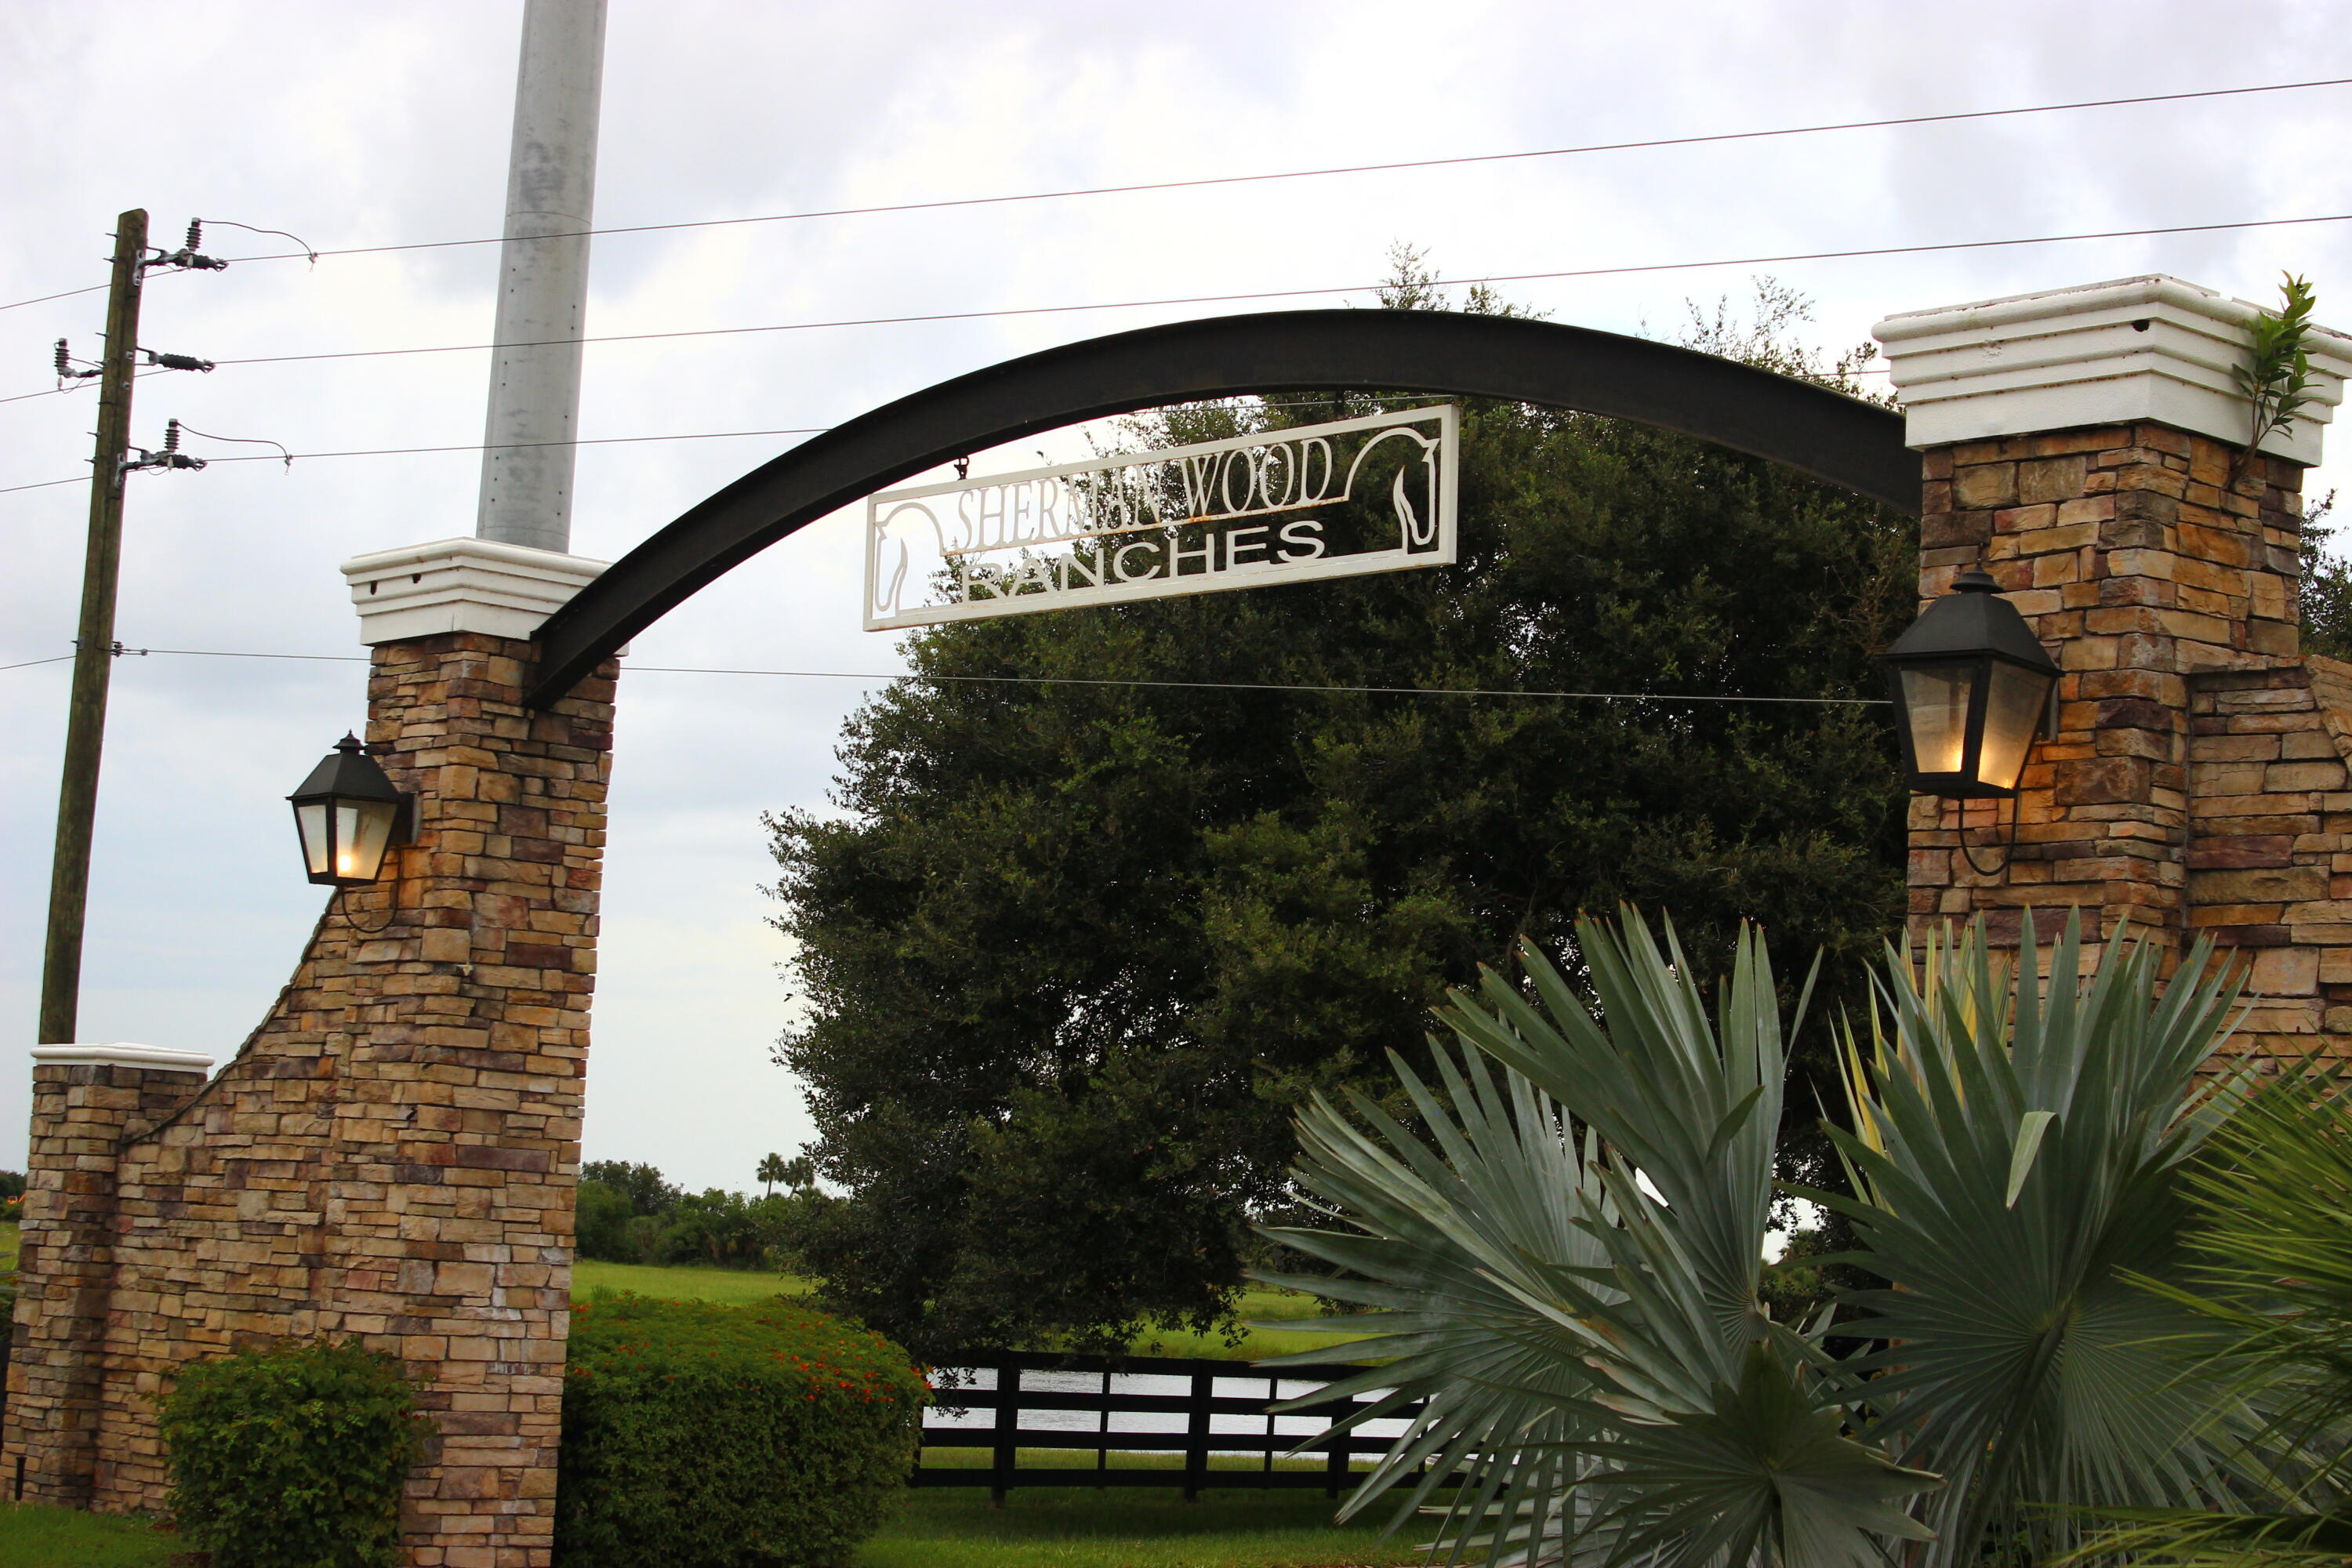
[475,0,608,554]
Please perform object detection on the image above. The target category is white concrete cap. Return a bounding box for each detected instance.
[1872,275,2352,463]
[340,536,610,646]
[32,1043,214,1074]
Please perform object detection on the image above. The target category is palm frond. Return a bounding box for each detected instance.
[1262,907,1937,1566]
[2067,1060,2352,1563]
[1816,912,2257,1566]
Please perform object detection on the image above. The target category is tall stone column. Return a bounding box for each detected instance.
[4,1046,210,1506]
[1875,277,2350,994]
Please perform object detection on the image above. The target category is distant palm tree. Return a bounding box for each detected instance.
[756,1152,787,1197]
[780,1156,815,1192]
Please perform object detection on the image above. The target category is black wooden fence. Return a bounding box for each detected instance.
[913,1351,1438,1502]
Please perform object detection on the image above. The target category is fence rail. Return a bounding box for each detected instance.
[914,1350,1438,1502]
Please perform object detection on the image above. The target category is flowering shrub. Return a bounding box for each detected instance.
[557,1294,927,1568]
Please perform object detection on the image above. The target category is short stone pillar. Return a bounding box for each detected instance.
[1876,277,2352,1054]
[4,1045,211,1506]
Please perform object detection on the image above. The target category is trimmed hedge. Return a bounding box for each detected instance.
[158,1339,425,1568]
[558,1294,928,1568]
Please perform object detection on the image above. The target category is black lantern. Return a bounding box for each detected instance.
[288,734,414,887]
[1878,568,2061,799]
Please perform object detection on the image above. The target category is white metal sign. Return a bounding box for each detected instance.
[863,405,1459,631]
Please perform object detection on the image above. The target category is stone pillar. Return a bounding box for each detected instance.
[4,1045,211,1506]
[4,538,612,1568]
[1875,275,2351,967]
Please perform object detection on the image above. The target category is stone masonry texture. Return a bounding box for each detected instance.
[4,632,616,1567]
[1907,420,2349,1062]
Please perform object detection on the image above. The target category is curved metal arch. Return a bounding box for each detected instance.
[527,308,1915,705]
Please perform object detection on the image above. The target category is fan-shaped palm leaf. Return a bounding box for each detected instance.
[2069,1061,2352,1565]
[1261,909,1937,1566]
[1801,912,2256,1566]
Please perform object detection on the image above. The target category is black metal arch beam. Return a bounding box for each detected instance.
[526,308,1915,706]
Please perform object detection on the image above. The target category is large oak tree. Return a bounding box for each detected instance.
[766,278,1916,1359]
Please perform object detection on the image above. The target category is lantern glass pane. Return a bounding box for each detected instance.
[296,802,332,877]
[1980,661,2053,793]
[1899,663,1977,776]
[337,800,398,882]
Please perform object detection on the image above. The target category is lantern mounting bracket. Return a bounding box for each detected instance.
[1956,794,2022,880]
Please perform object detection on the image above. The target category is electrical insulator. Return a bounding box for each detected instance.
[53,338,100,382]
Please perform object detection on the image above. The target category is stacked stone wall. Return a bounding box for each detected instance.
[3,633,615,1568]
[6,1060,208,1508]
[1907,422,2306,949]
[1902,418,2352,1058]
[2183,659,2352,1058]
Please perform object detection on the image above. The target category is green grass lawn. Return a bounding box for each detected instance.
[1120,1287,1371,1363]
[859,1485,1417,1568]
[0,1488,1414,1568]
[572,1257,818,1305]
[572,1259,1370,1363]
[0,1504,180,1568]
[1,1220,18,1272]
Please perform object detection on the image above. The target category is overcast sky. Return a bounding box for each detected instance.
[3,1,2347,1190]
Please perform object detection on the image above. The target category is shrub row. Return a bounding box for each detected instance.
[154,1298,925,1568]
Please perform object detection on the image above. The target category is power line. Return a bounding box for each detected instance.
[1,642,1889,705]
[1,426,837,493]
[178,75,2352,267]
[8,380,1900,493]
[191,211,2352,372]
[3,74,2343,318]
[2,367,180,408]
[3,208,2334,407]
[109,646,365,663]
[194,426,828,463]
[0,281,109,314]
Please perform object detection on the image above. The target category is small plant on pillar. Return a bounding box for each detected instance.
[2233,272,2319,486]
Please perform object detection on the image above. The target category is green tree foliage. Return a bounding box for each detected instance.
[768,272,1916,1359]
[158,1340,426,1568]
[1267,909,2255,1567]
[559,1295,927,1568]
[575,1161,800,1269]
[582,1159,682,1217]
[2299,493,2352,661]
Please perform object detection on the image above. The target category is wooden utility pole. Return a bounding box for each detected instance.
[38,209,147,1046]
